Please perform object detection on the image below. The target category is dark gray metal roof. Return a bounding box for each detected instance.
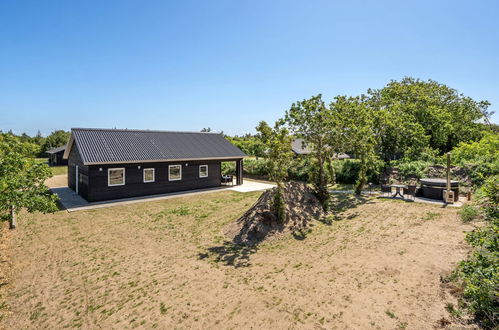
[46,144,66,154]
[68,128,246,164]
[291,138,351,159]
[291,138,312,155]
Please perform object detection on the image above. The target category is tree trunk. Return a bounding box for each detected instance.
[9,205,16,229]
[355,154,367,195]
[316,152,330,210]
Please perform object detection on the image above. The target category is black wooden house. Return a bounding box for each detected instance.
[46,145,68,166]
[63,128,246,202]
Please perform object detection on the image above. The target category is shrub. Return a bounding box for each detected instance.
[452,175,498,328]
[450,133,499,186]
[221,161,235,175]
[287,157,313,182]
[333,159,384,184]
[242,158,269,177]
[459,205,479,222]
[396,160,431,180]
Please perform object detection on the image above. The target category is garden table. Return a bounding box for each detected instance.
[390,184,407,198]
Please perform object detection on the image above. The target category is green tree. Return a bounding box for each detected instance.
[333,95,379,195]
[286,95,340,209]
[41,130,70,154]
[369,77,490,159]
[256,120,293,223]
[0,134,58,229]
[226,134,266,158]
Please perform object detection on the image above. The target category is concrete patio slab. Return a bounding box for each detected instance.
[51,179,275,212]
[228,180,275,192]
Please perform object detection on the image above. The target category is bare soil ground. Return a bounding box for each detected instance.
[1,191,475,329]
[45,174,67,188]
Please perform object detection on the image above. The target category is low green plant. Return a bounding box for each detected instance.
[333,159,384,184]
[395,160,431,180]
[242,158,269,177]
[451,175,498,328]
[459,205,479,222]
[159,302,168,315]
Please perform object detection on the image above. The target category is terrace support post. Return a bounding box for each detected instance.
[446,152,451,192]
[236,159,243,185]
[443,152,454,204]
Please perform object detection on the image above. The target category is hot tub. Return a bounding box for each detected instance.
[420,178,459,201]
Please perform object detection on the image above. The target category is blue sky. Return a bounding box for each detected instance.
[1,0,498,136]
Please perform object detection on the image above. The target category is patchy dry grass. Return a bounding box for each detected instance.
[45,174,67,188]
[1,191,475,329]
[50,166,68,176]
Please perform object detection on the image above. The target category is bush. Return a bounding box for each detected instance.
[459,205,479,222]
[395,160,431,180]
[450,133,499,186]
[333,159,384,184]
[287,157,314,182]
[241,157,386,186]
[221,161,235,175]
[242,158,269,177]
[452,175,499,328]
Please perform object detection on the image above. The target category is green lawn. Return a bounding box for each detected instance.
[35,158,67,176]
[50,166,67,176]
[1,191,473,329]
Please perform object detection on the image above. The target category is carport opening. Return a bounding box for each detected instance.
[221,159,243,185]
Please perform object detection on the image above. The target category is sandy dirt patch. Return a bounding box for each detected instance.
[1,191,475,329]
[45,174,67,188]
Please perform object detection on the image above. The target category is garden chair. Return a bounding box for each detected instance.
[381,185,392,197]
[221,175,234,185]
[403,185,417,201]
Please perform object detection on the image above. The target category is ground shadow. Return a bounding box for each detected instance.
[292,228,308,240]
[330,194,373,212]
[198,241,258,268]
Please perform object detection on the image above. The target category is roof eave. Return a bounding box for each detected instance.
[83,155,246,166]
[62,134,74,159]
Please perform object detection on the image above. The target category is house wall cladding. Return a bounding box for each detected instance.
[49,151,68,166]
[67,143,89,200]
[86,159,223,202]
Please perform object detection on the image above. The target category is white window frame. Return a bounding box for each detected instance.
[199,165,208,178]
[143,168,155,183]
[108,168,125,187]
[168,165,182,181]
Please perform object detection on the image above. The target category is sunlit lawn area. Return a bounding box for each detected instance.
[35,158,67,176]
[1,191,474,329]
[50,166,67,176]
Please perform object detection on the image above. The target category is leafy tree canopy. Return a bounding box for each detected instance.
[256,120,294,222]
[0,134,58,229]
[332,95,379,194]
[286,94,341,208]
[369,77,491,160]
[41,130,70,154]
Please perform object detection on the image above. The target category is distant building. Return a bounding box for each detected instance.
[291,138,351,159]
[46,145,68,166]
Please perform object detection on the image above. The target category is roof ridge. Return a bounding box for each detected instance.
[71,127,222,135]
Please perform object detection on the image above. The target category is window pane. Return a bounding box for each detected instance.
[144,169,154,182]
[109,169,124,185]
[169,165,181,180]
[199,165,208,177]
